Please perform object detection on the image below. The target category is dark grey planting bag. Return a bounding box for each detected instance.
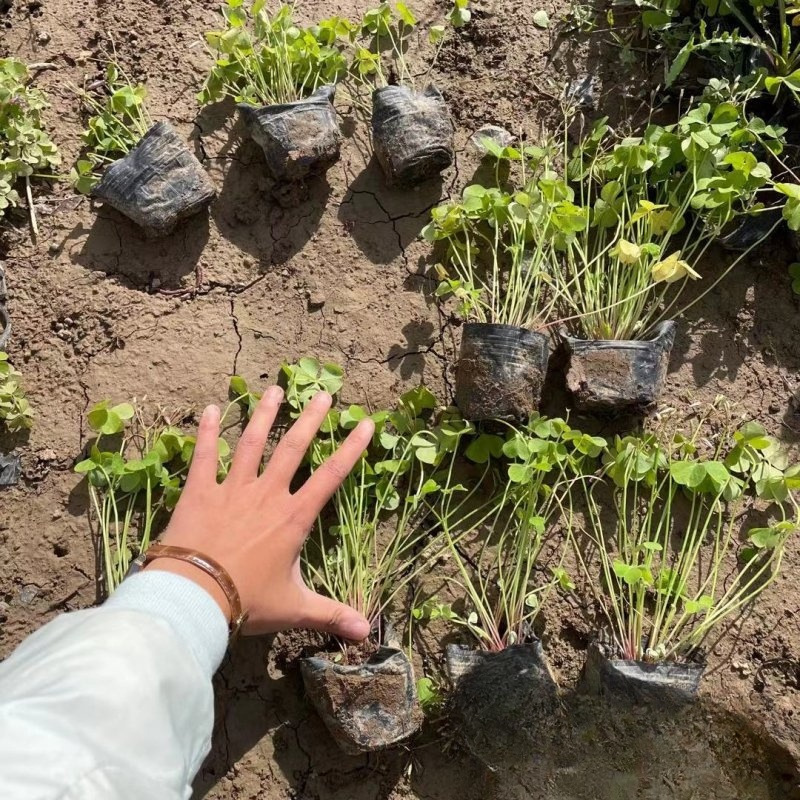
[371,84,454,187]
[300,645,423,755]
[237,84,340,182]
[445,642,562,770]
[91,121,215,238]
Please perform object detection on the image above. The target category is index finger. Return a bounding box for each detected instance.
[293,418,375,527]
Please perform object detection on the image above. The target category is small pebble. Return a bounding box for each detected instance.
[18,585,39,606]
[35,29,50,44]
[307,290,326,309]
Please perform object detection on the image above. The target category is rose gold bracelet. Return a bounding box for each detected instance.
[132,543,248,638]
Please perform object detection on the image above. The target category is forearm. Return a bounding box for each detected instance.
[0,572,228,800]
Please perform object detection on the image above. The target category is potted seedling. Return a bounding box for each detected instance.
[422,148,565,421]
[415,417,604,768]
[74,400,231,595]
[199,2,350,181]
[349,0,469,186]
[72,64,215,238]
[553,100,781,412]
[272,359,475,753]
[0,58,61,238]
[0,352,33,434]
[656,0,800,116]
[0,351,32,487]
[572,406,799,706]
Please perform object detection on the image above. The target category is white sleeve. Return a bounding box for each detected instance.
[0,571,229,800]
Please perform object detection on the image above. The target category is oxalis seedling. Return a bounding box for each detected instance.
[639,0,800,115]
[0,352,34,433]
[70,63,151,194]
[347,0,469,92]
[277,358,480,648]
[71,61,215,237]
[199,2,351,181]
[572,404,800,664]
[422,140,568,420]
[199,2,349,107]
[414,416,603,771]
[555,98,782,342]
[0,58,61,238]
[414,416,604,651]
[255,358,493,754]
[346,0,468,186]
[74,400,232,595]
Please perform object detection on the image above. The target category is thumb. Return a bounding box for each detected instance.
[299,590,371,641]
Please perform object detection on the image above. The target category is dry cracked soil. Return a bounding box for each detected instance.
[1,0,800,798]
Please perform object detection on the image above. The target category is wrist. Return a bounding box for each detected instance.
[144,558,232,624]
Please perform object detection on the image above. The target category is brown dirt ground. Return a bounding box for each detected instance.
[1,0,800,798]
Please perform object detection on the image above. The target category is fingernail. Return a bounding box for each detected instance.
[311,391,332,406]
[339,614,371,641]
[356,418,375,436]
[202,404,220,423]
[266,385,284,403]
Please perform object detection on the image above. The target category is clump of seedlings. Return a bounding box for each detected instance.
[0,352,33,433]
[274,358,482,754]
[349,1,469,186]
[199,2,349,181]
[418,416,604,769]
[552,100,782,412]
[74,400,231,595]
[422,144,564,421]
[573,405,799,706]
[74,63,215,237]
[0,58,61,238]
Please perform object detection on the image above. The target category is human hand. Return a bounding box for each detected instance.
[146,387,374,639]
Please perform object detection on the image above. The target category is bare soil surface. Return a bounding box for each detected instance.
[2,0,800,798]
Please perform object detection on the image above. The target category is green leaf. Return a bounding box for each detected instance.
[395,1,417,26]
[229,375,249,398]
[112,403,135,421]
[416,677,441,710]
[669,459,706,489]
[465,434,504,464]
[552,566,575,591]
[532,9,549,27]
[340,404,367,429]
[666,38,694,87]
[74,458,99,474]
[508,463,529,483]
[428,24,445,44]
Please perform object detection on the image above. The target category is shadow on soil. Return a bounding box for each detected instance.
[210,136,331,266]
[665,236,800,442]
[337,157,444,265]
[66,209,210,292]
[194,636,799,800]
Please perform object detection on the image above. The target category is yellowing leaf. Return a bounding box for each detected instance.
[610,238,641,264]
[651,251,701,284]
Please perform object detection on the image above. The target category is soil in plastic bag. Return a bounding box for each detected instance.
[92,121,215,238]
[371,84,454,187]
[562,320,676,413]
[237,85,340,182]
[455,322,549,422]
[300,645,422,755]
[580,644,704,708]
[0,304,10,351]
[445,642,562,770]
[0,453,21,486]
